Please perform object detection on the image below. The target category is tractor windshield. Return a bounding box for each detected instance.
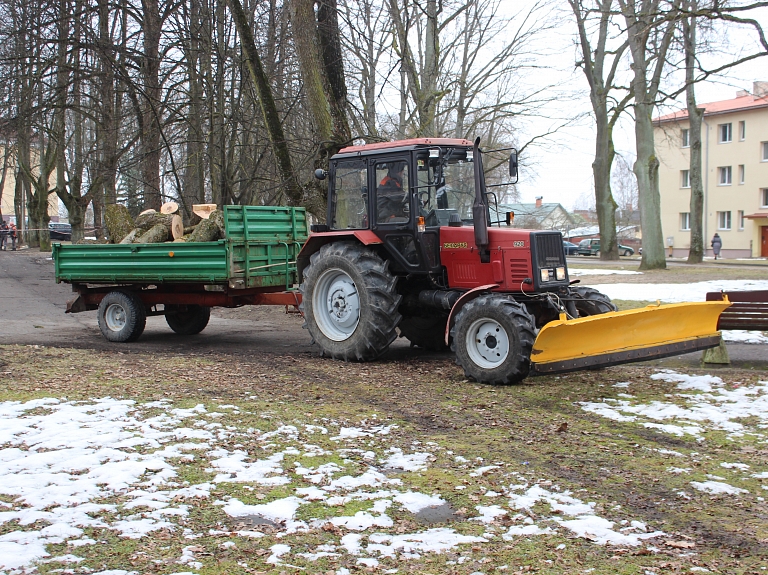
[417,148,477,227]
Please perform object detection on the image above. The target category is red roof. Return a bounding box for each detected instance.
[656,93,768,123]
[744,212,768,219]
[338,138,473,154]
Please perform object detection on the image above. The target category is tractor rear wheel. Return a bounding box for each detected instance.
[451,295,536,385]
[301,242,401,361]
[570,286,617,317]
[165,305,211,335]
[398,313,449,351]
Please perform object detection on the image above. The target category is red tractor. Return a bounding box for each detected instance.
[297,138,726,384]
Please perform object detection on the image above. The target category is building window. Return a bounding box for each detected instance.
[762,188,768,208]
[681,169,690,188]
[739,120,746,141]
[682,128,690,148]
[718,166,732,185]
[738,210,745,230]
[719,123,732,143]
[738,164,745,184]
[680,212,691,231]
[717,211,732,230]
[763,141,768,161]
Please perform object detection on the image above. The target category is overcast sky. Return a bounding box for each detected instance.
[512,3,768,211]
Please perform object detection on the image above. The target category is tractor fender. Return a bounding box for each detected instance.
[444,283,499,346]
[297,230,383,283]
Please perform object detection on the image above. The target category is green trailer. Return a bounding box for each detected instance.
[53,205,308,342]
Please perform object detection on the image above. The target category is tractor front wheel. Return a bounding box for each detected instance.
[301,242,401,361]
[570,286,617,317]
[451,295,536,385]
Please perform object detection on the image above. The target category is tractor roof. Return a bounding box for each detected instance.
[335,138,473,158]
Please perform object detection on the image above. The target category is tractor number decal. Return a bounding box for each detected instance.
[443,242,468,249]
[513,241,525,247]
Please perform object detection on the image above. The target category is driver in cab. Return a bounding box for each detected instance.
[376,162,408,222]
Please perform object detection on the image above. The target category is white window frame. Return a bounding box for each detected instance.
[738,164,745,184]
[718,166,732,185]
[719,123,732,143]
[738,210,745,230]
[681,128,690,148]
[717,211,732,230]
[762,141,768,161]
[739,120,746,141]
[762,188,768,208]
[680,212,691,231]
[681,169,690,188]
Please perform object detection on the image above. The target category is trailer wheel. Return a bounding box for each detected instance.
[97,290,147,342]
[165,305,211,335]
[301,242,401,361]
[398,314,449,351]
[451,295,535,385]
[570,286,617,317]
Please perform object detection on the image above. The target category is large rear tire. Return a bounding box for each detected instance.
[300,242,401,361]
[97,290,147,343]
[165,305,211,335]
[398,314,449,351]
[570,286,617,317]
[451,295,536,385]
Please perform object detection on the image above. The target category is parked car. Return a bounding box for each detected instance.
[563,240,579,256]
[577,239,635,257]
[49,222,72,241]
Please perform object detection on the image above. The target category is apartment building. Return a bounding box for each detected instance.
[654,82,768,258]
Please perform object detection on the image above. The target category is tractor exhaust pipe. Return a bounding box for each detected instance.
[472,137,490,263]
[418,290,461,310]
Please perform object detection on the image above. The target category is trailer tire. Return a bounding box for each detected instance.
[300,242,401,361]
[451,295,535,385]
[165,305,211,335]
[570,286,617,316]
[398,314,449,351]
[97,290,147,343]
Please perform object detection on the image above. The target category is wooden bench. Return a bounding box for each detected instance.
[706,290,768,330]
[702,290,768,364]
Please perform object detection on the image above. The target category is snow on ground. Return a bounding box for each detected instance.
[584,279,768,304]
[568,268,643,276]
[0,396,678,573]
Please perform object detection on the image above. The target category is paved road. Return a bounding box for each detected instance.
[1,248,765,372]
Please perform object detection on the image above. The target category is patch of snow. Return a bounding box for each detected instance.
[721,330,768,344]
[585,280,768,303]
[382,448,431,471]
[394,491,446,513]
[555,516,663,546]
[569,268,643,276]
[690,481,748,495]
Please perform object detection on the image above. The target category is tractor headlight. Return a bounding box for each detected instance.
[540,268,550,282]
[556,267,566,281]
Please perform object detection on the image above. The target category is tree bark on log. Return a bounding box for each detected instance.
[137,223,170,243]
[119,229,140,244]
[104,204,135,243]
[134,212,174,231]
[209,210,226,236]
[188,218,221,242]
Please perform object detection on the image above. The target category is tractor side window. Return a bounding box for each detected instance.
[375,161,409,224]
[331,160,368,230]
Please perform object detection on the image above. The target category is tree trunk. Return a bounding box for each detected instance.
[594,108,620,260]
[140,0,162,211]
[684,3,704,264]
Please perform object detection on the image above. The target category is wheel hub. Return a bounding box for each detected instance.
[105,303,127,332]
[466,318,510,368]
[313,268,360,341]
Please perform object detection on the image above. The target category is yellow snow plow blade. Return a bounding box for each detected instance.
[530,300,731,374]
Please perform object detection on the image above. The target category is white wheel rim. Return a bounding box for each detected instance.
[105,303,127,332]
[465,317,510,369]
[313,268,360,341]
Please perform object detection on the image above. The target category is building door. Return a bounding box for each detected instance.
[762,226,768,257]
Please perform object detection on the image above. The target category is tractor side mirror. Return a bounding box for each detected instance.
[509,150,518,178]
[314,169,327,180]
[505,211,515,226]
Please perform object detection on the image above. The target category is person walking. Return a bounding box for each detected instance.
[711,233,722,260]
[0,220,8,251]
[8,222,17,250]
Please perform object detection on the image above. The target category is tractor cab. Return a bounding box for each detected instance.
[315,138,517,276]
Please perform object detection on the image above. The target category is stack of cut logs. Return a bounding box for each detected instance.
[103,202,224,244]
